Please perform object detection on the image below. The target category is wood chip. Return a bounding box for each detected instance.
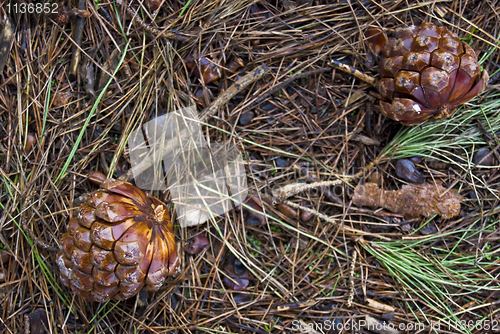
[366,298,396,313]
[352,134,381,146]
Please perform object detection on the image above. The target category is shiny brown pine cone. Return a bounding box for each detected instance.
[366,22,489,125]
[56,179,179,302]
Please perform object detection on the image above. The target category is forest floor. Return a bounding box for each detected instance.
[0,0,500,333]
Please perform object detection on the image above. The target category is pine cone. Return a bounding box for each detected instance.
[56,179,179,302]
[366,22,489,125]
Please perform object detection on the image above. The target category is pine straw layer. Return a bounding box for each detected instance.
[0,0,499,333]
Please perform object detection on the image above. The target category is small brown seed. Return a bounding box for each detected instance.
[276,203,297,219]
[52,90,73,108]
[275,157,288,168]
[24,133,36,153]
[223,276,249,291]
[381,312,395,320]
[233,293,252,304]
[409,156,423,164]
[0,251,10,265]
[226,56,244,73]
[300,210,314,222]
[195,89,204,99]
[186,56,221,84]
[223,253,250,291]
[367,170,383,186]
[29,308,49,334]
[116,160,128,178]
[145,0,162,11]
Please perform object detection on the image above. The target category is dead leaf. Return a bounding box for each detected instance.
[52,90,73,108]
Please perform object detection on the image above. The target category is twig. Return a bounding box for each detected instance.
[349,160,380,180]
[328,60,377,87]
[283,200,337,225]
[200,65,270,121]
[296,164,344,204]
[274,180,343,203]
[68,0,86,80]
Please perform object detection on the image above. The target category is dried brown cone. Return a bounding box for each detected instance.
[186,56,222,84]
[56,179,179,302]
[366,22,489,126]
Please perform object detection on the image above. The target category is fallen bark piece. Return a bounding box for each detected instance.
[365,298,395,313]
[353,182,462,219]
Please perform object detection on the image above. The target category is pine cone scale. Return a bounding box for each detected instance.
[146,231,170,287]
[61,233,74,258]
[90,245,118,271]
[402,51,429,71]
[93,267,119,286]
[71,247,93,274]
[73,226,92,252]
[78,204,97,228]
[101,180,150,207]
[455,71,488,104]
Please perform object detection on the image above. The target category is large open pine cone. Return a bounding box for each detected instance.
[56,179,179,302]
[366,22,489,125]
